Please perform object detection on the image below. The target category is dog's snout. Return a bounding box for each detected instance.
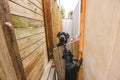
[60,35,66,41]
[57,32,69,47]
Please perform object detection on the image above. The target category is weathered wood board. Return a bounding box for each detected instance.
[9,0,43,21]
[52,0,62,45]
[0,0,63,79]
[0,0,26,80]
[48,67,56,80]
[11,15,44,28]
[41,59,53,80]
[68,40,79,59]
[43,0,54,58]
[9,0,43,15]
[53,40,79,80]
[7,0,49,80]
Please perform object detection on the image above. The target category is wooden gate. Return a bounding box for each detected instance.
[53,40,79,80]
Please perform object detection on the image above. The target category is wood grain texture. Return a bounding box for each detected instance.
[9,0,43,15]
[9,0,48,79]
[24,47,46,76]
[37,0,42,4]
[27,48,48,80]
[15,27,45,40]
[17,33,45,50]
[9,1,43,21]
[11,12,48,80]
[52,0,62,45]
[53,46,65,80]
[68,40,79,59]
[0,0,26,80]
[48,68,55,80]
[0,64,6,80]
[43,0,54,58]
[41,59,53,80]
[11,15,44,28]
[7,0,49,79]
[28,0,43,10]
[20,38,45,59]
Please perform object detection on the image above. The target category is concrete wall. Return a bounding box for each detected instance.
[83,0,120,80]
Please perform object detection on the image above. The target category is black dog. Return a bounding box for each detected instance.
[62,45,82,80]
[57,32,70,47]
[57,31,82,80]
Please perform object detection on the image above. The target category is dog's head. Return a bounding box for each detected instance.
[57,32,70,47]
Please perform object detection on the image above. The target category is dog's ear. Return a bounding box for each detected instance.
[62,55,66,59]
[66,33,70,38]
[57,32,61,37]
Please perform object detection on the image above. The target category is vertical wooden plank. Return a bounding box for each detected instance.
[78,0,86,80]
[79,0,86,60]
[0,0,26,80]
[43,0,54,58]
[41,59,53,80]
[53,48,60,80]
[53,47,65,80]
[53,0,62,44]
[0,60,6,80]
[48,67,55,80]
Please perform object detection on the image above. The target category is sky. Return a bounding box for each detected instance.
[58,0,79,17]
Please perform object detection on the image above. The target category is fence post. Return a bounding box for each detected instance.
[0,0,26,80]
[78,0,86,80]
[43,0,54,59]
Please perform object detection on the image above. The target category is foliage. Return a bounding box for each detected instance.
[60,6,66,19]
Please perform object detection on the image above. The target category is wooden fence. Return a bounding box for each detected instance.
[0,0,62,80]
[53,40,79,80]
[51,0,62,45]
[8,0,48,79]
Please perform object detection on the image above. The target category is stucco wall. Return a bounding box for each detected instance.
[72,1,81,38]
[62,19,72,40]
[83,0,120,80]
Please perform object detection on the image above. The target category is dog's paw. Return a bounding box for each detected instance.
[79,58,83,66]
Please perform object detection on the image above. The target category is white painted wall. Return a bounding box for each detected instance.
[72,1,81,38]
[62,18,72,40]
[62,1,81,40]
